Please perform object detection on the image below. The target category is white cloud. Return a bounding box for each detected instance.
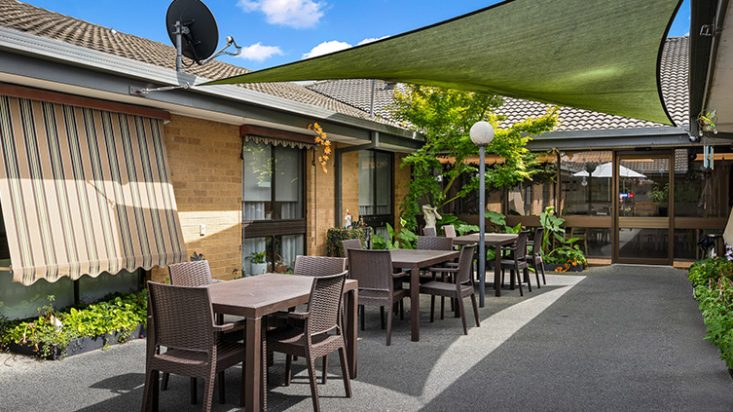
[238,0,325,29]
[357,36,389,46]
[302,36,389,59]
[302,40,352,59]
[237,42,283,62]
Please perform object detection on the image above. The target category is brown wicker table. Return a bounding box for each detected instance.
[208,274,358,412]
[390,249,461,342]
[453,233,518,298]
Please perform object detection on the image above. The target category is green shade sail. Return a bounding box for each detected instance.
[205,0,682,125]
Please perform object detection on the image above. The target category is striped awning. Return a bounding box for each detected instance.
[0,96,186,285]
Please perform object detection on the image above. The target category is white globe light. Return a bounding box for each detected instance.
[470,121,495,146]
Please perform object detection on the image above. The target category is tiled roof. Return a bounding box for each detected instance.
[0,0,396,126]
[308,37,690,132]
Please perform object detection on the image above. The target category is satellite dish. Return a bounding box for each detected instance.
[166,0,219,66]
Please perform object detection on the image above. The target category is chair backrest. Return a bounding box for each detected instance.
[347,249,393,292]
[168,260,213,287]
[443,225,457,238]
[416,235,454,251]
[341,239,362,257]
[422,227,437,237]
[455,244,477,286]
[148,281,214,352]
[294,255,347,277]
[532,227,544,257]
[515,231,530,260]
[305,272,347,336]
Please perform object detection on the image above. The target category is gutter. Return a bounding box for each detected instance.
[0,26,421,142]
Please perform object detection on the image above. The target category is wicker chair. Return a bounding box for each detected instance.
[419,244,480,335]
[162,260,245,404]
[292,255,347,383]
[347,249,409,346]
[417,236,458,319]
[443,224,457,238]
[422,227,437,236]
[340,239,362,256]
[294,256,347,277]
[142,282,250,412]
[499,231,531,296]
[526,227,546,287]
[268,272,352,412]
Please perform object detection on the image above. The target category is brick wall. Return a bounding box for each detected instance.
[341,151,360,224]
[153,114,243,281]
[306,148,336,255]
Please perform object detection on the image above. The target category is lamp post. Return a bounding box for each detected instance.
[470,121,495,307]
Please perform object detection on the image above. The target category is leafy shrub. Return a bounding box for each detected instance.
[689,257,733,369]
[326,227,368,257]
[1,291,147,358]
[437,214,479,236]
[371,221,417,250]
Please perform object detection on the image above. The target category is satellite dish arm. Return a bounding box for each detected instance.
[198,36,242,66]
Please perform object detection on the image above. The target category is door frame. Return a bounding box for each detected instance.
[612,151,674,265]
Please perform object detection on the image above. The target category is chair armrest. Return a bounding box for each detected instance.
[287,311,310,321]
[213,322,236,332]
[427,267,458,273]
[392,271,410,279]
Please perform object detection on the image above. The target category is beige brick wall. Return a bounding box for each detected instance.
[152,114,243,282]
[394,153,411,229]
[306,149,336,255]
[341,151,360,224]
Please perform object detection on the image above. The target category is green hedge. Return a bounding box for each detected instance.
[689,257,733,369]
[326,228,367,257]
[0,291,147,359]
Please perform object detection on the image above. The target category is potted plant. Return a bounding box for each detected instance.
[247,251,268,275]
[539,206,587,272]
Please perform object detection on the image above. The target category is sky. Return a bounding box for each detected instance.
[23,0,691,71]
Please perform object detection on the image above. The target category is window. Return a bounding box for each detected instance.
[358,150,393,228]
[560,151,613,216]
[243,142,305,275]
[674,148,732,218]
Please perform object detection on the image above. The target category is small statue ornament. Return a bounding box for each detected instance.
[344,209,353,228]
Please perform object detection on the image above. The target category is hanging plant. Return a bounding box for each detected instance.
[698,110,718,135]
[308,122,332,173]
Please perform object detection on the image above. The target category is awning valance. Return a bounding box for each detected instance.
[205,0,682,125]
[0,96,186,285]
[244,135,313,150]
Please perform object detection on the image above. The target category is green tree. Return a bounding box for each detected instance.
[393,85,558,229]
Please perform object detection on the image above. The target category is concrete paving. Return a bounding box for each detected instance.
[1,265,731,411]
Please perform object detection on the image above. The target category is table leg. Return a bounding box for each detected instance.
[410,267,420,342]
[245,316,262,412]
[345,288,358,378]
[494,244,502,297]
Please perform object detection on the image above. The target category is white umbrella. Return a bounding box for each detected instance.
[572,162,645,178]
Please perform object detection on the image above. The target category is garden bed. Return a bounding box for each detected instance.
[1,291,147,360]
[543,263,584,273]
[7,325,145,360]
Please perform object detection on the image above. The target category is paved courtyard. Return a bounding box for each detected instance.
[1,265,732,411]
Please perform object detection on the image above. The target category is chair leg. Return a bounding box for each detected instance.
[399,299,404,320]
[306,355,321,412]
[440,296,445,320]
[190,377,197,405]
[386,306,393,346]
[380,306,385,330]
[430,295,435,323]
[540,260,547,285]
[285,355,293,386]
[470,294,480,327]
[322,355,328,384]
[525,267,532,292]
[142,368,159,412]
[359,305,365,331]
[338,346,352,397]
[217,371,226,404]
[201,374,216,412]
[160,372,170,391]
[509,269,516,290]
[515,263,523,296]
[534,262,542,289]
[457,297,468,335]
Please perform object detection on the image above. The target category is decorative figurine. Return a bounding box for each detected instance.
[422,204,442,230]
[344,209,353,228]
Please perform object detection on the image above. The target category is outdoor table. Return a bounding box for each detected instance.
[389,249,460,342]
[207,274,359,412]
[453,233,518,299]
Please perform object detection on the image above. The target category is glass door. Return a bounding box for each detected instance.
[614,153,673,264]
